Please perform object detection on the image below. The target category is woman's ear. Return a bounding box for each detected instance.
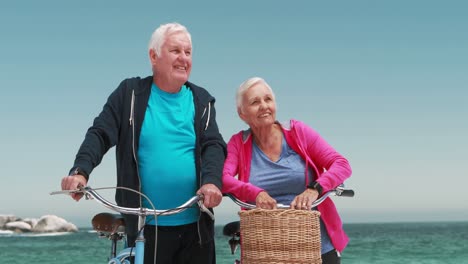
[238,108,246,122]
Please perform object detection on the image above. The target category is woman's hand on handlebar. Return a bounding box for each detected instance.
[61,175,87,201]
[255,191,277,209]
[291,189,318,210]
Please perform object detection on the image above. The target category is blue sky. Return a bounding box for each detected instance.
[1,1,467,227]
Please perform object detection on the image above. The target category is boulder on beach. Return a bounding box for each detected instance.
[0,215,18,229]
[5,221,32,232]
[32,215,78,233]
[0,214,78,233]
[23,218,39,228]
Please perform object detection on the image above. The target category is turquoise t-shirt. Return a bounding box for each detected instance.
[138,83,198,226]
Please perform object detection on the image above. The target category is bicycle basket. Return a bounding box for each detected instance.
[239,209,322,264]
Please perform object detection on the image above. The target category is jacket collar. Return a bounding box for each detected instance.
[134,76,213,105]
[241,120,292,143]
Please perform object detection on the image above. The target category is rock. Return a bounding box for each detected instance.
[23,218,38,228]
[0,214,78,234]
[32,215,78,233]
[5,221,32,232]
[0,215,18,229]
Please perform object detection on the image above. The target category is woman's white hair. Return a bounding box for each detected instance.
[236,77,275,114]
[148,22,192,57]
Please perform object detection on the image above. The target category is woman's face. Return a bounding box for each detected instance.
[239,82,276,128]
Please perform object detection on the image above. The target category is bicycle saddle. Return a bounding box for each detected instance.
[92,212,126,234]
[223,221,240,237]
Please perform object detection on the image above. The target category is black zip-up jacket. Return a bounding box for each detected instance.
[70,76,226,244]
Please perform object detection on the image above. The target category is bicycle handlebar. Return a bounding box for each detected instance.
[224,184,354,210]
[50,186,214,220]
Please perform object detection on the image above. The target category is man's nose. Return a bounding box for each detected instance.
[178,52,190,61]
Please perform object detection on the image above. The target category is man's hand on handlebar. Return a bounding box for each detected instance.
[61,175,87,201]
[197,183,222,208]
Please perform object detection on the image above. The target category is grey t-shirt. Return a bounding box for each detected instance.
[250,136,334,254]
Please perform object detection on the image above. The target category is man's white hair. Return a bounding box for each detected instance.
[148,22,192,57]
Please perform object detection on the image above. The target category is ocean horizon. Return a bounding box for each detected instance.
[1,221,467,263]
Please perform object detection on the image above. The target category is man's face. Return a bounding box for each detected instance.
[151,31,192,89]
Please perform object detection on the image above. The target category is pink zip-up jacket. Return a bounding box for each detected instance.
[222,119,352,252]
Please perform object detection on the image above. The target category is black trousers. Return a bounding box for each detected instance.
[142,223,215,264]
[322,249,341,264]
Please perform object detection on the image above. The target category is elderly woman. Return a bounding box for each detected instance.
[222,77,352,263]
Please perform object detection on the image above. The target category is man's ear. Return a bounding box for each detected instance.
[149,49,158,65]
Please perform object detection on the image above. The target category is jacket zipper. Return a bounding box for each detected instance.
[197,103,209,244]
[129,90,142,209]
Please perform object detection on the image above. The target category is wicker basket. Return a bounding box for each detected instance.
[239,209,322,264]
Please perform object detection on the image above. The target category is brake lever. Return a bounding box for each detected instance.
[197,197,215,221]
[50,189,82,195]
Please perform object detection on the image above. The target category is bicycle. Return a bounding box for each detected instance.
[50,186,213,264]
[222,184,355,264]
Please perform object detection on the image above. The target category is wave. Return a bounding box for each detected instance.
[0,231,74,237]
[0,230,14,235]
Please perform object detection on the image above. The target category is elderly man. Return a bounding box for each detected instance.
[61,22,226,264]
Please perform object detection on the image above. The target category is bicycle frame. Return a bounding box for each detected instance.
[51,186,213,264]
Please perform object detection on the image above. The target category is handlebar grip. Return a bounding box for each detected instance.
[339,189,355,197]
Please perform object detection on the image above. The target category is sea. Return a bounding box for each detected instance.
[1,222,467,264]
